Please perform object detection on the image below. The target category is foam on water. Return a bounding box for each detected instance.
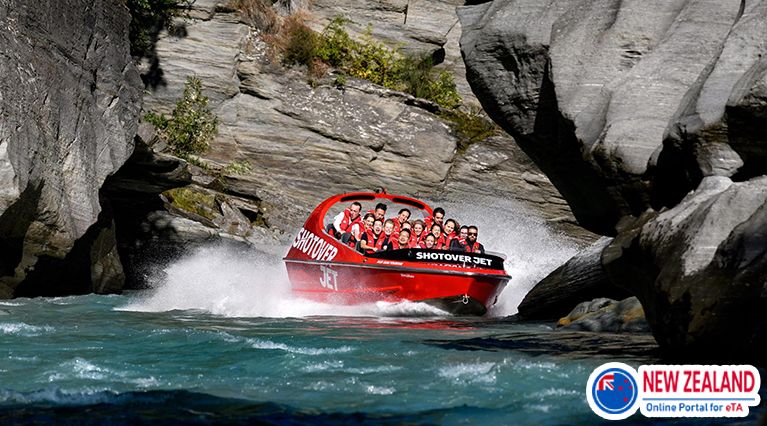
[247,338,356,355]
[438,362,498,384]
[122,196,579,318]
[0,322,55,336]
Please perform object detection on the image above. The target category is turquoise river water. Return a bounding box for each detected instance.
[1,201,764,425]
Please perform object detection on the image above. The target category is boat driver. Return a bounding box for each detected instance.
[464,226,485,254]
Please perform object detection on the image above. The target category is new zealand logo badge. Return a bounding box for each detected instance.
[587,362,640,420]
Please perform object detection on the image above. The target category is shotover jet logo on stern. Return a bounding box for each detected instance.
[587,363,640,420]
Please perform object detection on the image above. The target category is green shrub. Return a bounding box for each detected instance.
[316,16,358,68]
[145,76,219,158]
[284,23,319,69]
[125,0,190,56]
[439,107,499,153]
[273,15,462,108]
[163,187,218,220]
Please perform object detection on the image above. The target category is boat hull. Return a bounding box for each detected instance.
[285,259,509,315]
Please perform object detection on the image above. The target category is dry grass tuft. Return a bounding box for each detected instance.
[228,0,282,34]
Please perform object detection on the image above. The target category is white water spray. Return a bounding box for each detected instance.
[436,196,580,316]
[123,196,580,318]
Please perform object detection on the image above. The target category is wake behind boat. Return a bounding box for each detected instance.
[284,192,511,315]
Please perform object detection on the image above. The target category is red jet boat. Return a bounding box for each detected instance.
[283,192,511,315]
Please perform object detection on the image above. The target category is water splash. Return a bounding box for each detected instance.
[123,196,579,318]
[435,196,580,316]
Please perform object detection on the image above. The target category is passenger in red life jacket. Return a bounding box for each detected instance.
[464,226,485,254]
[443,219,458,248]
[393,208,410,233]
[423,207,445,231]
[388,229,411,250]
[348,213,375,248]
[429,223,446,249]
[330,201,362,241]
[360,219,385,253]
[421,233,437,249]
[365,203,387,222]
[380,219,397,251]
[401,222,413,243]
[449,225,469,251]
[411,220,425,245]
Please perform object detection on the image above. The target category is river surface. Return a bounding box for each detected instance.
[1,292,763,425]
[1,202,764,424]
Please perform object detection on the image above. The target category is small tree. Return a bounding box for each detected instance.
[145,76,218,158]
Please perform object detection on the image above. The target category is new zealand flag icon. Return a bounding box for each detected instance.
[592,368,638,414]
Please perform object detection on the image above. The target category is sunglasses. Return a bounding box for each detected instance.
[468,232,477,236]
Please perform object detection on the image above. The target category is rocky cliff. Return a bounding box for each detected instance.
[460,0,767,362]
[133,0,593,257]
[0,0,142,297]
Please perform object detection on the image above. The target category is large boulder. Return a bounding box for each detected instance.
[603,176,767,363]
[458,0,767,236]
[517,237,632,320]
[557,297,650,334]
[0,0,142,297]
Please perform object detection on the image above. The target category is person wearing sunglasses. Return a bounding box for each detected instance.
[464,226,485,254]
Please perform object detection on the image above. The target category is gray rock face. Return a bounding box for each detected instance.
[103,135,287,288]
[138,2,594,243]
[517,237,631,320]
[461,0,767,361]
[459,0,767,235]
[603,176,767,362]
[0,0,142,297]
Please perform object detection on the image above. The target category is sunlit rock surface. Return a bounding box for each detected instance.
[460,0,767,362]
[0,0,142,297]
[137,1,593,245]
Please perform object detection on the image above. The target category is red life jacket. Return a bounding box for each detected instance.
[445,232,457,247]
[380,233,396,251]
[390,239,400,250]
[363,229,386,253]
[465,242,482,253]
[434,234,447,250]
[347,222,367,248]
[423,216,432,231]
[339,209,362,233]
